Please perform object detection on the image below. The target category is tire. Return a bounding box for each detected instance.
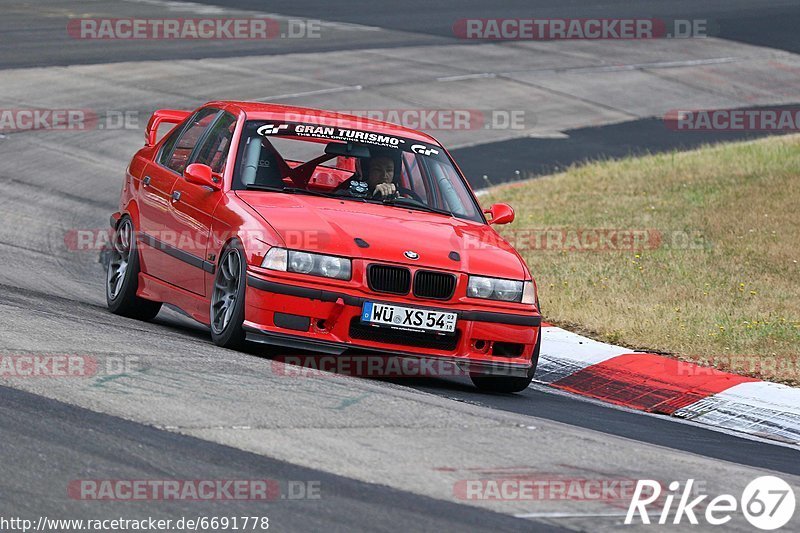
[470,330,541,393]
[210,241,247,349]
[106,216,162,320]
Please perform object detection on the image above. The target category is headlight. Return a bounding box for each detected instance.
[468,276,535,304]
[289,251,314,274]
[261,247,351,280]
[261,247,287,271]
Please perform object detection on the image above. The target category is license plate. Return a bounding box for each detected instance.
[361,302,457,334]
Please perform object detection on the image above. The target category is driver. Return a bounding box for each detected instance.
[365,154,397,199]
[335,149,404,199]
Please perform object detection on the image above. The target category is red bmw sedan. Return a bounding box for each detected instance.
[106,101,542,392]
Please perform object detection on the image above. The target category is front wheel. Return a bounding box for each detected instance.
[106,216,162,320]
[470,332,541,393]
[210,241,247,349]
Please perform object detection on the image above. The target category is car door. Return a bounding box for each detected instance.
[136,119,183,282]
[166,110,237,296]
[138,107,219,286]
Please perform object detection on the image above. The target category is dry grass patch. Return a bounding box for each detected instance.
[482,135,800,385]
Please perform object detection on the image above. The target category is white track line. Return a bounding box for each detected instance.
[255,85,363,101]
[515,511,629,519]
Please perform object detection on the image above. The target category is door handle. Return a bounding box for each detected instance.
[143,176,151,186]
[171,191,181,203]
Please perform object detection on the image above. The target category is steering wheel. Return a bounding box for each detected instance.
[396,186,424,203]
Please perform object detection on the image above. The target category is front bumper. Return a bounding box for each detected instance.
[244,271,541,377]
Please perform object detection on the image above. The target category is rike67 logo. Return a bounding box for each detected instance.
[626,476,795,530]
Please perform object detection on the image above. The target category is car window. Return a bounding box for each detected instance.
[425,158,472,217]
[158,125,183,167]
[164,108,218,174]
[192,112,237,174]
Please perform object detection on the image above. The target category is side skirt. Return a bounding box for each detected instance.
[137,272,211,326]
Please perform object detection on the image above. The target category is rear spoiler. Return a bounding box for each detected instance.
[145,109,191,147]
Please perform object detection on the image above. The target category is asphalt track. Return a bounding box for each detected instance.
[5,0,799,69]
[451,111,799,187]
[0,384,550,532]
[1,1,799,531]
[208,0,800,55]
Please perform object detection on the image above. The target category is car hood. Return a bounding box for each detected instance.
[235,191,527,279]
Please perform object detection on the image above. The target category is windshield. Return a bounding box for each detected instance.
[232,120,485,222]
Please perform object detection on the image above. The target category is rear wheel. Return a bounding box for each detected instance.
[210,241,247,349]
[470,332,541,393]
[106,216,162,320]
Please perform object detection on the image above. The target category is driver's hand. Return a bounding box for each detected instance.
[372,183,397,198]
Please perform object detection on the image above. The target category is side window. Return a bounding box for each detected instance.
[158,126,183,167]
[192,112,237,174]
[163,108,218,174]
[428,159,478,218]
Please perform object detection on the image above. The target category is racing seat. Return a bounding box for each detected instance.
[240,137,284,188]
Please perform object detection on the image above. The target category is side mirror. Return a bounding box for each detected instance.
[184,163,221,191]
[485,203,515,225]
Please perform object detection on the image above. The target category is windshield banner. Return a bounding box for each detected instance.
[255,121,441,155]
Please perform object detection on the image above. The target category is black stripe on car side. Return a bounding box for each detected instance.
[138,232,215,274]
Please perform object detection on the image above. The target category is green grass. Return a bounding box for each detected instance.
[482,135,800,385]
